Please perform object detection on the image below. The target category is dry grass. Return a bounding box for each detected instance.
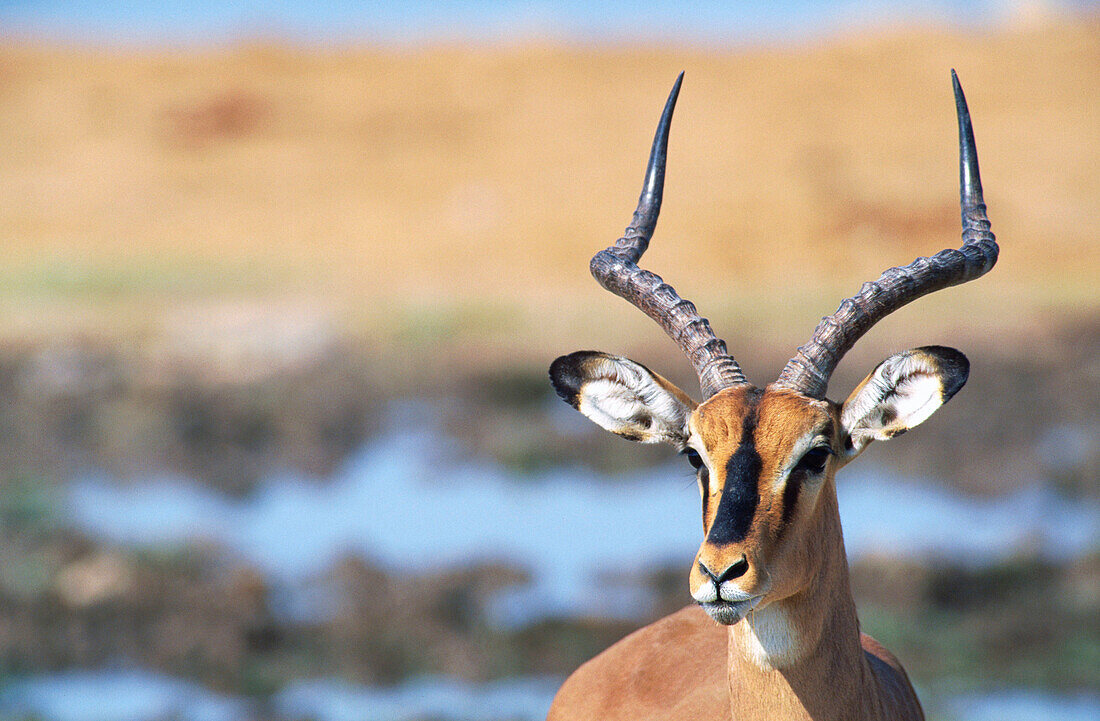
[0,19,1096,375]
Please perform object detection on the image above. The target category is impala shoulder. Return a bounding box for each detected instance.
[547,606,727,721]
[860,633,924,720]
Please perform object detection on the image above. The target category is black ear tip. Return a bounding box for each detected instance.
[918,345,969,401]
[549,352,590,408]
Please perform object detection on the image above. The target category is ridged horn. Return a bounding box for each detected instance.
[774,70,998,398]
[589,73,748,398]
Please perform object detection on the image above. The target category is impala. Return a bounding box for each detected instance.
[546,72,996,721]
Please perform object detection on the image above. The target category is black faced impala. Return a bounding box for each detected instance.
[547,72,996,721]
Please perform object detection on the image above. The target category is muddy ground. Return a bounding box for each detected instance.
[0,322,1095,709]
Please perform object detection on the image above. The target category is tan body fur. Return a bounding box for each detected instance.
[547,382,933,721]
[547,607,919,720]
[547,73,993,721]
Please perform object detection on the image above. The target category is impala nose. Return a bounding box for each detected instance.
[698,555,748,585]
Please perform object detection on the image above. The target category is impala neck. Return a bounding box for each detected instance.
[725,480,873,721]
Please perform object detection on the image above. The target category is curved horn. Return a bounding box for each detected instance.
[590,73,748,398]
[775,70,998,399]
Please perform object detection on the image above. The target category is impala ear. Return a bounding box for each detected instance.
[838,346,968,464]
[549,351,697,445]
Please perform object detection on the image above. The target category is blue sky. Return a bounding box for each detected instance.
[0,1,1090,45]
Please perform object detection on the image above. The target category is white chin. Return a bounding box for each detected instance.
[701,601,748,625]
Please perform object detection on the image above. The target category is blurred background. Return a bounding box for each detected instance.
[0,2,1097,720]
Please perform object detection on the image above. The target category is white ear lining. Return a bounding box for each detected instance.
[840,351,952,457]
[886,371,946,429]
[569,355,693,444]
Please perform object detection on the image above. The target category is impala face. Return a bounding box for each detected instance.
[685,386,837,625]
[551,346,969,625]
[549,70,994,626]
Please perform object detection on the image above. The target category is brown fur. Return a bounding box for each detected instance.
[688,387,836,605]
[547,606,728,720]
[548,379,930,720]
[547,606,920,721]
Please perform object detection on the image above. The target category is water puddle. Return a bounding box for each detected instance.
[0,670,248,721]
[275,676,560,721]
[942,689,1100,721]
[4,670,1097,721]
[66,412,1098,624]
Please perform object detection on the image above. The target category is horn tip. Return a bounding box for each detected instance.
[951,69,965,105]
[951,70,974,126]
[951,68,982,203]
[667,71,684,105]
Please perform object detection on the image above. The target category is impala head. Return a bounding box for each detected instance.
[550,72,996,626]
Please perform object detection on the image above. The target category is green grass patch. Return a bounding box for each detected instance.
[0,258,297,299]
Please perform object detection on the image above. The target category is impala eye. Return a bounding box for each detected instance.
[795,446,832,475]
[682,448,704,471]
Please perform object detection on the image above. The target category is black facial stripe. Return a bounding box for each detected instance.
[707,410,761,546]
[781,470,801,527]
[781,430,834,529]
[699,466,710,523]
